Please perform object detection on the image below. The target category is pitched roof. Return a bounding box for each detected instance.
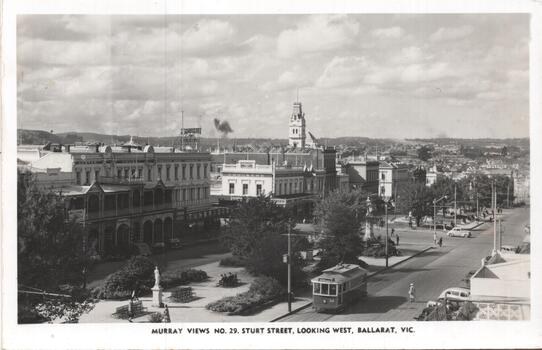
[30,152,73,172]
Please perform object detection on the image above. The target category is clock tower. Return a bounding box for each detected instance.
[288,101,306,148]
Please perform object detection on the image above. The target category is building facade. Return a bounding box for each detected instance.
[18,142,226,256]
[378,161,409,199]
[344,157,379,193]
[425,165,440,187]
[469,252,530,320]
[215,159,329,218]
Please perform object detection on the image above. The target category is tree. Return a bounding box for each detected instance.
[465,173,513,208]
[412,167,427,184]
[400,181,434,226]
[313,190,365,272]
[18,171,94,323]
[430,177,465,216]
[417,146,432,161]
[221,196,305,286]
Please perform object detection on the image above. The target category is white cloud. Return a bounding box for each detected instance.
[277,15,360,58]
[370,26,405,39]
[391,46,425,64]
[181,19,236,56]
[430,25,473,42]
[260,69,313,92]
[316,56,371,88]
[400,62,455,83]
[17,14,529,139]
[18,38,112,66]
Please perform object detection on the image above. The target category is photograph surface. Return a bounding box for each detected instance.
[15,13,532,326]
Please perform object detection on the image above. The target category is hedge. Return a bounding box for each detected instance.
[219,256,247,267]
[206,276,285,315]
[92,256,208,300]
[161,269,208,289]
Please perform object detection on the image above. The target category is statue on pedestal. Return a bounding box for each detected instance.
[153,266,161,288]
[152,266,163,307]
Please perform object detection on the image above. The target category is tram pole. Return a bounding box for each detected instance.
[287,223,292,312]
[385,203,388,268]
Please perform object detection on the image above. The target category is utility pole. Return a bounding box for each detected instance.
[492,182,497,254]
[434,195,447,238]
[499,215,503,250]
[182,110,185,150]
[287,223,292,312]
[507,181,510,209]
[454,184,457,227]
[476,192,479,222]
[385,203,389,268]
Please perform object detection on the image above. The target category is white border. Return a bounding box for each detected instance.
[2,0,542,349]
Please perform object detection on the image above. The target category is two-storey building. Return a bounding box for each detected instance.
[18,140,227,256]
[378,161,410,199]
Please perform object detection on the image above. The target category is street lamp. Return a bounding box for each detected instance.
[384,198,395,268]
[287,222,292,312]
[282,221,297,313]
[433,195,448,237]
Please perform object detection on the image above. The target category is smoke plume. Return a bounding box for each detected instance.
[213,118,233,137]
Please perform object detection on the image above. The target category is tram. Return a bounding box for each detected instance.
[311,263,368,313]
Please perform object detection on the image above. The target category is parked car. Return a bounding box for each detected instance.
[447,227,471,238]
[500,245,519,254]
[168,238,183,249]
[152,242,166,253]
[438,287,470,301]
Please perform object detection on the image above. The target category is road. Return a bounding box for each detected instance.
[280,207,530,322]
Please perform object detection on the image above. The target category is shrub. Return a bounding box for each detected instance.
[95,256,207,299]
[219,256,246,267]
[94,256,155,300]
[218,273,239,287]
[456,301,479,321]
[206,277,285,315]
[148,312,163,323]
[248,276,284,299]
[160,269,208,289]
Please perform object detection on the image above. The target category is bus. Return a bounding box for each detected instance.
[311,263,368,313]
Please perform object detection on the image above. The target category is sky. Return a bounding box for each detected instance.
[17,14,529,139]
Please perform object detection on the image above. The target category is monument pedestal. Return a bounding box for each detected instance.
[152,286,163,307]
[363,220,374,241]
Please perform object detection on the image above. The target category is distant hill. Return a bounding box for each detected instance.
[18,129,64,145]
[18,129,529,150]
[18,129,290,149]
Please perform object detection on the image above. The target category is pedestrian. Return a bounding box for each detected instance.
[396,233,400,246]
[162,304,171,323]
[433,232,437,245]
[391,228,395,237]
[438,237,443,248]
[408,282,416,303]
[128,296,134,322]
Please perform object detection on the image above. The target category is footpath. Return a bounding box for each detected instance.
[79,260,311,323]
[80,239,433,323]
